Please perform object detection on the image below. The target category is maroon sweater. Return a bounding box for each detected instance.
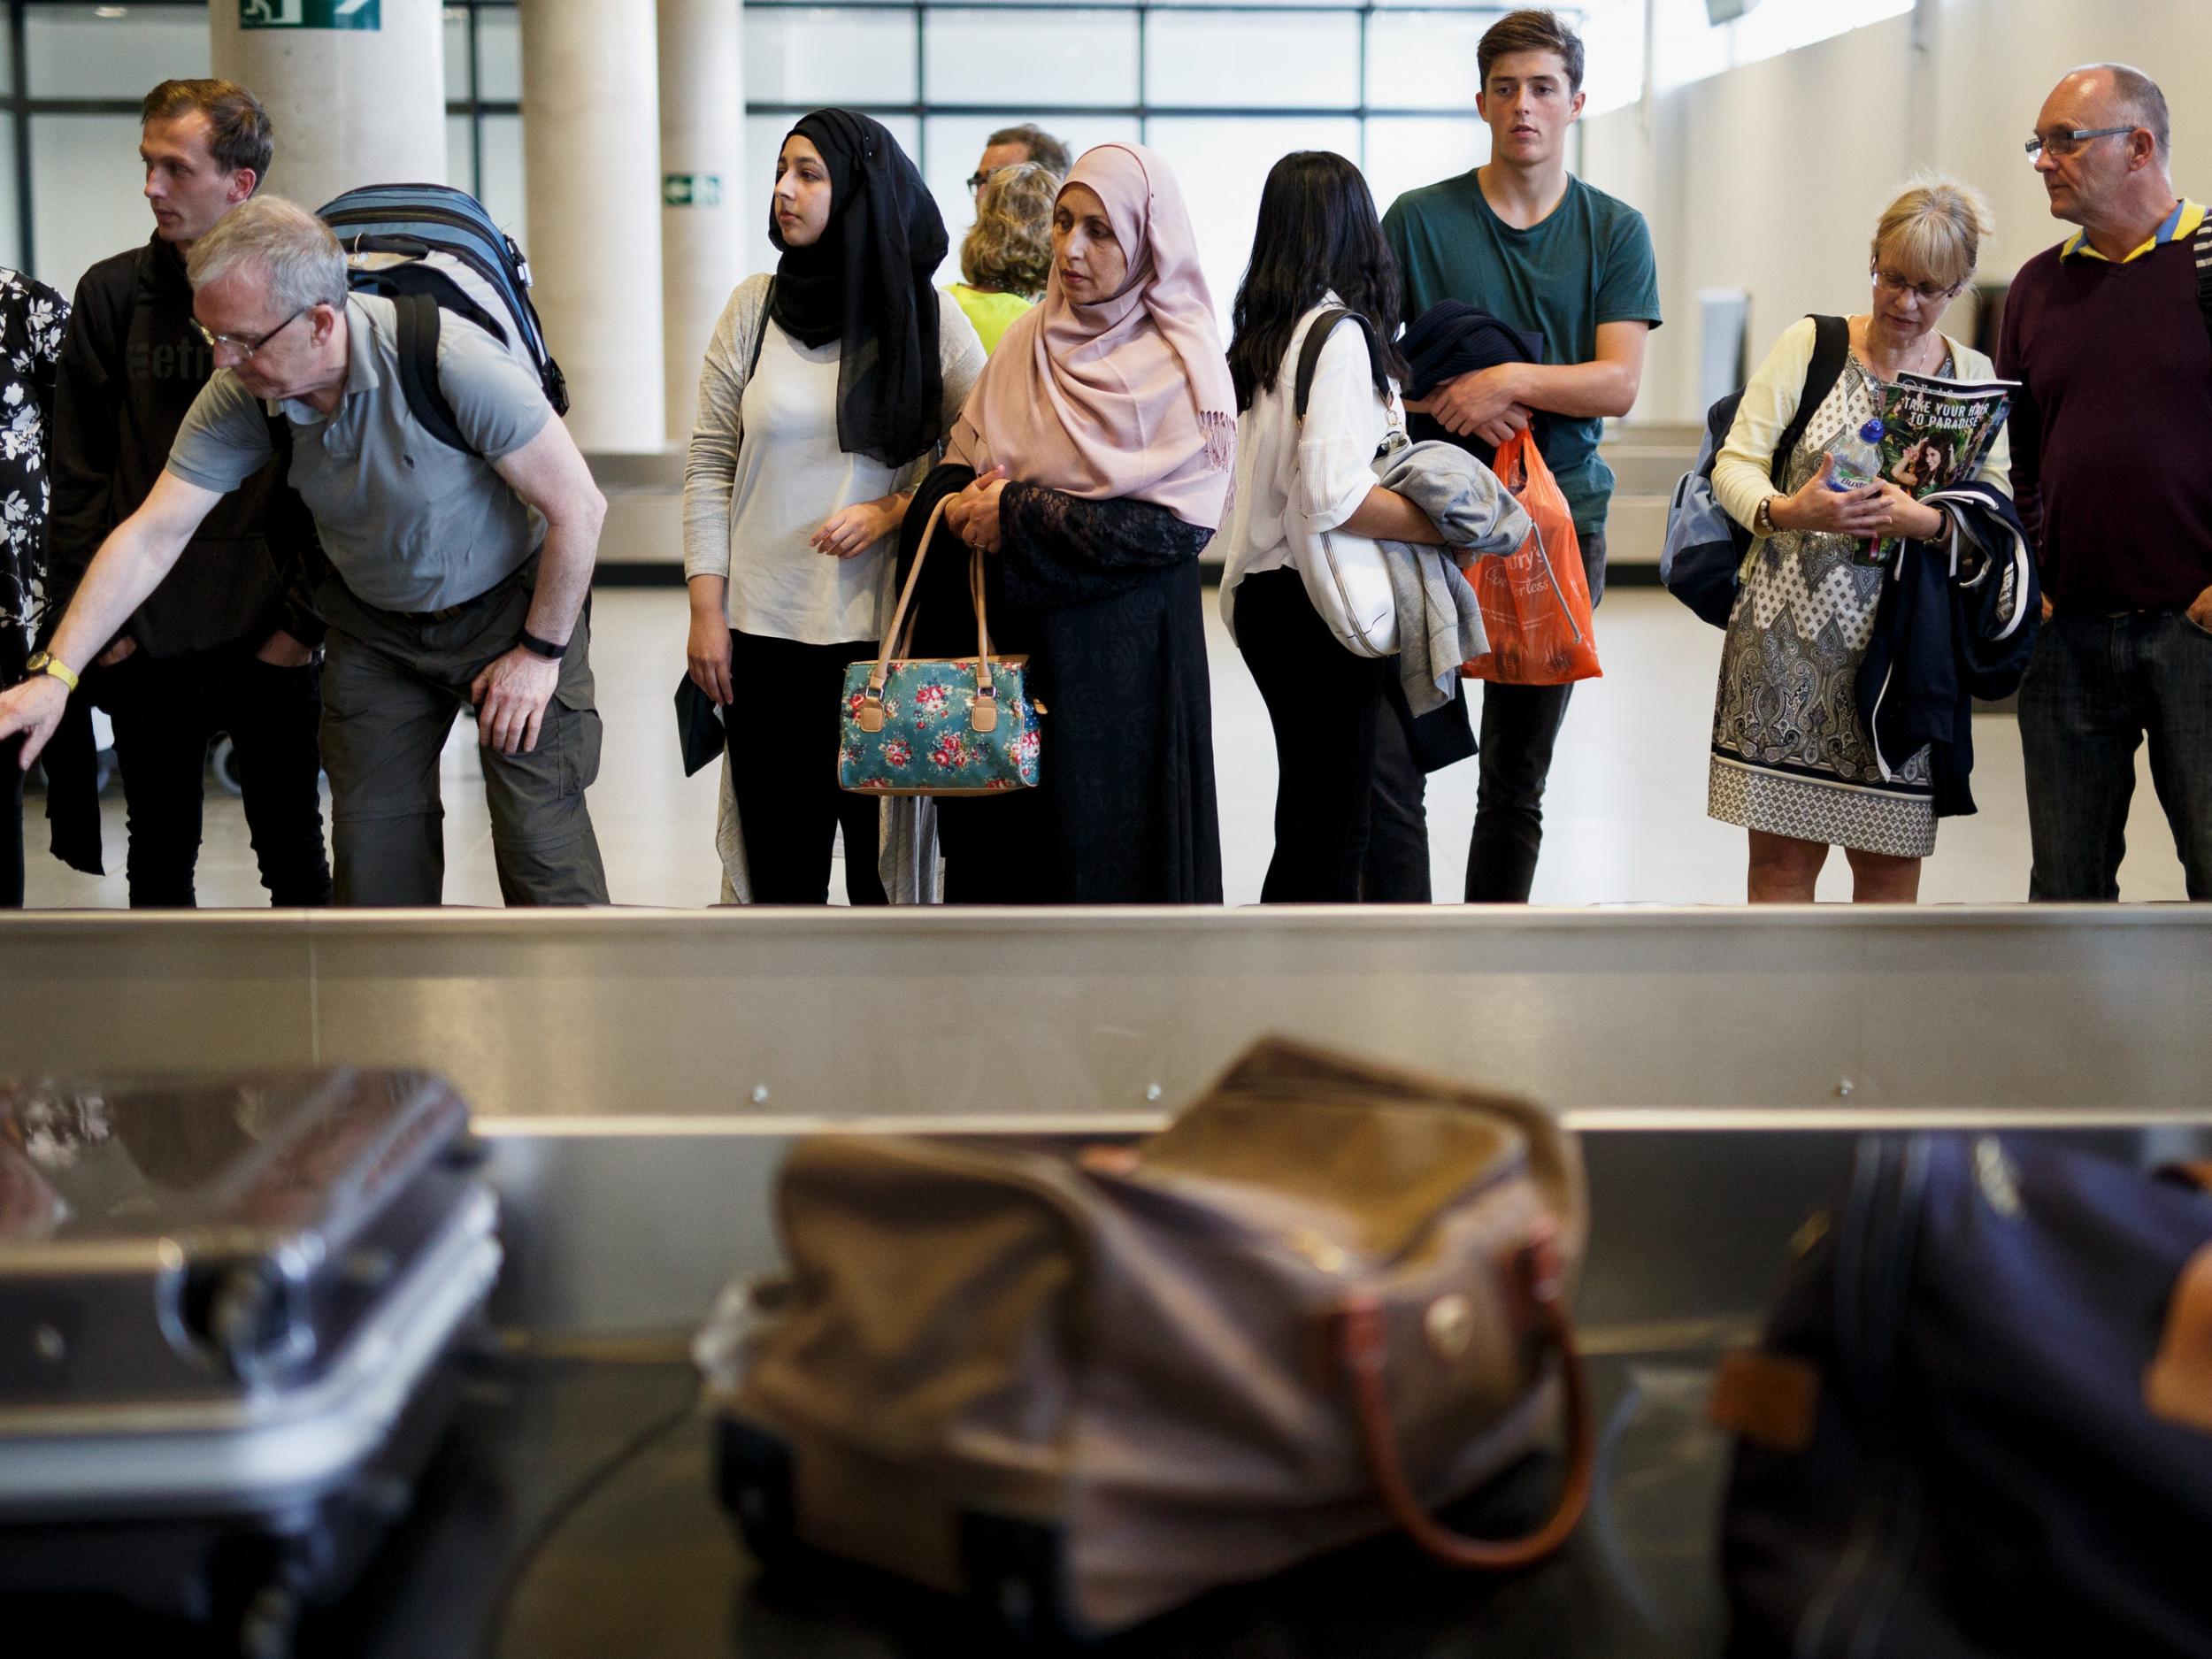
[1997,231,2212,611]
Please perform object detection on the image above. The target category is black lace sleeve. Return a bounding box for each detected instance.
[997,483,1214,610]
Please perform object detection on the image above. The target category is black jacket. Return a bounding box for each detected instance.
[46,234,323,658]
[1399,300,1548,469]
[1852,480,2040,819]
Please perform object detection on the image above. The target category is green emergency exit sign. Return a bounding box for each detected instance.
[664,174,725,208]
[241,0,381,29]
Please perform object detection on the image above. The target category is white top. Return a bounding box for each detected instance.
[683,275,986,645]
[1210,296,1402,636]
[1712,317,2012,535]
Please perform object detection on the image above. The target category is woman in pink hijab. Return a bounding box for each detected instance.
[902,142,1231,904]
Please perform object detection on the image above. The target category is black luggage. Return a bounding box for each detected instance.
[0,1070,501,1657]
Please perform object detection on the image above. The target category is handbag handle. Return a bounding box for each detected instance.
[861,493,1003,736]
[1330,1222,1594,1571]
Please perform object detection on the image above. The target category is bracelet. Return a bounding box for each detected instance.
[1754,495,1779,537]
[518,628,567,661]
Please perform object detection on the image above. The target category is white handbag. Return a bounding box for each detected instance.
[1285,308,1399,659]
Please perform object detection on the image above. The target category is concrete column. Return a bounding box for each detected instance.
[518,0,667,451]
[209,0,446,211]
[658,0,743,444]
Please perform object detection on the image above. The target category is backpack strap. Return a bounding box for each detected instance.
[1770,313,1850,486]
[391,289,473,456]
[1294,307,1379,424]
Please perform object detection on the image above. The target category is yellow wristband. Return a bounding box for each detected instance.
[26,651,78,694]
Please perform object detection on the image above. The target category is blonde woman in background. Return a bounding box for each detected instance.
[1707,177,2015,903]
[948,162,1056,355]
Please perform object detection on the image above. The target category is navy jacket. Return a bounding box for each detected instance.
[1853,480,2039,818]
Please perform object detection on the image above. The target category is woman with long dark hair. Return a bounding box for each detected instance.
[1215,150,1459,903]
[682,111,986,903]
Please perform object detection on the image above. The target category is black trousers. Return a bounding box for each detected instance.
[93,645,332,909]
[1237,570,1387,902]
[726,627,886,906]
[2,736,21,908]
[1363,527,1605,904]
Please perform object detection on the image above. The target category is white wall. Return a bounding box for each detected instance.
[1582,0,2212,424]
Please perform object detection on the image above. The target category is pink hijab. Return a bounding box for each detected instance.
[947,143,1237,530]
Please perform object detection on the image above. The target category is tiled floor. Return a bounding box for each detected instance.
[16,586,2191,909]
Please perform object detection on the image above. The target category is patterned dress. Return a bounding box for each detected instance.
[1708,351,1948,858]
[0,267,67,687]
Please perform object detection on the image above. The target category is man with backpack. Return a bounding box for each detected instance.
[0,195,611,907]
[42,79,332,909]
[1381,7,1660,902]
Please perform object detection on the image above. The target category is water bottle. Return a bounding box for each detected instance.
[1824,417,1886,492]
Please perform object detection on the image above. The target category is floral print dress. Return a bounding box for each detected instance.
[0,267,67,687]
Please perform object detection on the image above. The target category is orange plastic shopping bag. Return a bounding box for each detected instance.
[1461,430,1601,686]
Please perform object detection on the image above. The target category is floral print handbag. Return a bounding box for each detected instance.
[839,496,1041,796]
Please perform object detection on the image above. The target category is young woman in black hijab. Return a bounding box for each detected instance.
[681,111,986,904]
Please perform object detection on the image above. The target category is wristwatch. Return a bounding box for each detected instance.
[22,650,78,694]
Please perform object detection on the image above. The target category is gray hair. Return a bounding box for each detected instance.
[2071,62,2170,162]
[185,195,348,314]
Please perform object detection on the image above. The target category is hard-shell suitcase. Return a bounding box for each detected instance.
[0,1070,502,1656]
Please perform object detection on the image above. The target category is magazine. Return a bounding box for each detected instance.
[1865,371,2016,564]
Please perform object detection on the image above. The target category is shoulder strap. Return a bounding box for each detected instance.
[1770,313,1850,486]
[747,278,776,382]
[392,289,473,456]
[1294,307,1380,423]
[2193,219,2212,354]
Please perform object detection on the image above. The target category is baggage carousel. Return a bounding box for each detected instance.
[4,904,2208,1655]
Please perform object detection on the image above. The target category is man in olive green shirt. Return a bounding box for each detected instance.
[1381,6,1660,902]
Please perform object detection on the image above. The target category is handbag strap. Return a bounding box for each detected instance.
[1330,1223,1594,1571]
[864,493,1004,733]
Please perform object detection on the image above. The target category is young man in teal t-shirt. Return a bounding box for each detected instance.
[1381,6,1660,903]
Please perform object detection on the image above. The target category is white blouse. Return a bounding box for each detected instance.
[1210,296,1401,637]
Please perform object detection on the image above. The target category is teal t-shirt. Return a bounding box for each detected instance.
[1382,172,1661,536]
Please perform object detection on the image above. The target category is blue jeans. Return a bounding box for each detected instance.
[2018,608,2212,901]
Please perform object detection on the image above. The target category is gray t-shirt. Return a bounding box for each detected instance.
[165,294,553,611]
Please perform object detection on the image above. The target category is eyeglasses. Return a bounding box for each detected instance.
[1871,269,1960,303]
[966,171,994,194]
[2024,126,2134,159]
[191,306,307,358]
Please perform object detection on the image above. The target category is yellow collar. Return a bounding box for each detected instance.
[2062,198,2205,264]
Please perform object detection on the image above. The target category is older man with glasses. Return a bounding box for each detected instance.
[1999,63,2212,901]
[2,195,612,909]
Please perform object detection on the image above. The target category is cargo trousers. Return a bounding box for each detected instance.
[317,559,609,906]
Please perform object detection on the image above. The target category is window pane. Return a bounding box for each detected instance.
[478,5,522,103]
[0,125,20,277]
[1578,0,1646,116]
[25,4,210,99]
[1145,115,1363,334]
[924,11,1137,108]
[30,115,154,300]
[1146,13,1360,110]
[1363,116,1488,228]
[924,113,1139,288]
[444,6,473,101]
[744,11,918,108]
[447,114,478,202]
[479,112,528,250]
[1366,12,1488,111]
[741,113,920,283]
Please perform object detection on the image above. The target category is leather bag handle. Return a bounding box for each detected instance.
[863,495,1005,736]
[1331,1224,1594,1571]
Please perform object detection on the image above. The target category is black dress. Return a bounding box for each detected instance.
[0,267,67,907]
[900,465,1223,903]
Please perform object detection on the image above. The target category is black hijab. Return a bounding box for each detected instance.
[768,110,948,468]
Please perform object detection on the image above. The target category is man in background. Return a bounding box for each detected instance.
[45,78,331,908]
[969,123,1071,201]
[1383,7,1659,903]
[2001,64,2212,900]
